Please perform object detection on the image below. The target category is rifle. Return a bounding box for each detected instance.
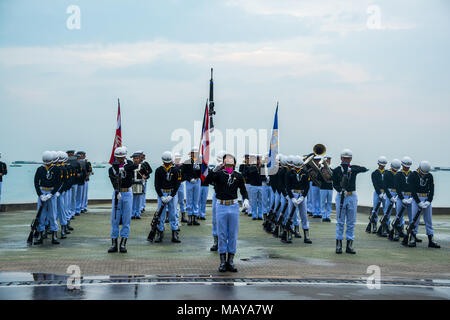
[401,206,423,246]
[272,198,289,238]
[27,201,46,245]
[388,205,406,241]
[112,163,122,225]
[281,194,303,243]
[209,68,216,130]
[265,200,282,233]
[365,197,383,233]
[376,198,396,237]
[147,202,167,242]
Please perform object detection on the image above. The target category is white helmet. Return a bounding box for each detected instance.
[50,151,59,163]
[216,150,226,163]
[341,149,353,158]
[419,160,431,174]
[391,159,401,171]
[42,151,53,164]
[174,152,181,159]
[377,156,388,166]
[401,156,412,168]
[280,155,288,166]
[293,156,304,168]
[287,155,295,166]
[56,151,66,163]
[114,146,127,158]
[190,147,199,153]
[162,151,173,164]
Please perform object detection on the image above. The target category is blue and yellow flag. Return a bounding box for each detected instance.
[267,103,278,171]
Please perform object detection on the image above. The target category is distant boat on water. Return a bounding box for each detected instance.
[9,164,23,167]
[12,161,41,165]
[433,167,450,172]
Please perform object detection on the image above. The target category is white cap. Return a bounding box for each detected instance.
[114,146,127,158]
[190,147,199,153]
[377,156,388,166]
[287,155,295,165]
[401,156,412,168]
[293,156,304,168]
[280,155,288,166]
[174,152,181,159]
[42,151,53,164]
[162,151,173,163]
[419,160,431,174]
[341,149,353,158]
[391,159,401,171]
[216,150,226,163]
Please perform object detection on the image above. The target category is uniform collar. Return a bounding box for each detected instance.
[163,164,172,172]
[378,168,385,174]
[402,169,410,175]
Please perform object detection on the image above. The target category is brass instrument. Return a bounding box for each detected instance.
[303,144,329,185]
[319,157,333,182]
[132,164,144,194]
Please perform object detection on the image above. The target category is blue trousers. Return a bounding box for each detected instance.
[277,193,287,220]
[110,190,132,239]
[269,188,275,210]
[372,191,388,223]
[82,181,89,210]
[177,181,186,214]
[335,193,358,240]
[211,193,217,237]
[140,180,147,211]
[411,196,434,235]
[56,192,67,226]
[320,189,333,219]
[199,186,209,218]
[311,186,321,216]
[157,192,179,231]
[395,193,412,227]
[132,193,144,217]
[70,184,78,217]
[37,189,58,232]
[0,181,2,203]
[245,184,251,215]
[216,202,239,254]
[262,185,271,214]
[383,190,397,225]
[250,185,263,219]
[286,193,309,229]
[186,179,200,216]
[76,183,84,214]
[307,182,313,212]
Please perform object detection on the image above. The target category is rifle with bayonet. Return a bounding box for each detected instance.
[147,202,167,242]
[271,199,289,238]
[366,196,383,233]
[388,205,406,241]
[376,197,396,237]
[27,202,46,245]
[401,206,423,247]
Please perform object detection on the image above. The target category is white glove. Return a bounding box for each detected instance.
[291,198,298,206]
[166,195,173,203]
[402,198,409,206]
[55,192,61,198]
[390,197,396,203]
[190,178,197,184]
[119,167,125,178]
[423,201,431,208]
[266,176,270,184]
[46,194,53,201]
[161,196,168,204]
[213,164,222,172]
[418,201,427,209]
[297,196,305,204]
[285,195,290,201]
[40,194,47,202]
[407,198,413,204]
[116,192,122,201]
[243,199,250,210]
[379,193,386,200]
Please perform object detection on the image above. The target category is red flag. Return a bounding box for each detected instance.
[200,100,210,182]
[109,99,122,164]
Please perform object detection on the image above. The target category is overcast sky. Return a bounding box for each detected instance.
[0,0,449,167]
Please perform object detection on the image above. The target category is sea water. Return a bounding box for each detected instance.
[1,164,449,207]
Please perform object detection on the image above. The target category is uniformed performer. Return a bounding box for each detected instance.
[55,151,70,239]
[319,156,333,222]
[131,151,145,220]
[33,151,62,245]
[181,147,201,225]
[383,159,401,240]
[139,151,152,214]
[406,161,440,248]
[75,151,87,215]
[247,154,264,220]
[368,156,388,233]
[0,152,7,203]
[174,153,187,223]
[154,151,182,243]
[209,150,225,251]
[64,152,75,231]
[311,155,322,219]
[199,163,209,221]
[394,156,414,239]
[82,154,93,213]
[66,150,80,220]
[332,149,368,254]
[284,155,312,243]
[261,155,272,221]
[275,155,289,223]
[108,146,146,253]
[204,153,250,272]
[238,154,250,214]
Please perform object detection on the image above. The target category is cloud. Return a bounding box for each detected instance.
[0,38,371,84]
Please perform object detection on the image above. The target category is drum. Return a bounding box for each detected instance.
[132,180,144,194]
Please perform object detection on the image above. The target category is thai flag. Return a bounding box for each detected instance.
[109,99,122,164]
[200,100,210,182]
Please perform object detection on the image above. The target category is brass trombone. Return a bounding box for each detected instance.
[303,144,331,185]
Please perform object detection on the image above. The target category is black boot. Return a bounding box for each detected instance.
[280,230,289,243]
[119,238,127,253]
[408,233,416,247]
[67,222,74,231]
[187,215,193,226]
[64,225,71,235]
[181,212,188,223]
[227,253,238,272]
[398,226,406,238]
[155,230,164,243]
[193,215,200,226]
[210,236,218,251]
[393,227,400,241]
[294,225,302,238]
[346,240,356,254]
[303,229,312,244]
[34,231,43,245]
[428,235,440,248]
[60,226,67,239]
[171,230,181,243]
[108,238,118,253]
[372,221,377,234]
[218,254,227,272]
[42,229,48,239]
[335,239,342,254]
[414,234,422,243]
[51,231,60,245]
[272,225,279,238]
